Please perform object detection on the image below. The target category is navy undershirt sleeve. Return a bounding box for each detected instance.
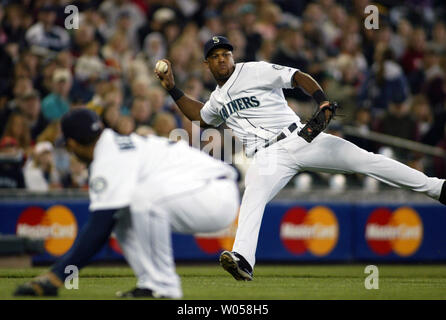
[51,208,119,282]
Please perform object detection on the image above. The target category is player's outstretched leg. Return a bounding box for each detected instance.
[225,145,297,280]
[288,133,446,203]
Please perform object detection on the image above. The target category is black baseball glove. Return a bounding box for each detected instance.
[298,101,340,143]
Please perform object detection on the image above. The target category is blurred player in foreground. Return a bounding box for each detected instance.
[155,36,446,282]
[14,108,239,298]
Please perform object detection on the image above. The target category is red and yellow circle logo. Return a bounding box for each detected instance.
[16,205,78,256]
[280,206,339,256]
[194,216,238,254]
[365,207,423,257]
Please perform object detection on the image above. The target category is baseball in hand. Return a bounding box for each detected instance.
[155,60,168,73]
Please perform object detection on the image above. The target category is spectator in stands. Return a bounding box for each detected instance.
[101,31,133,77]
[73,41,106,101]
[391,19,413,60]
[227,29,247,62]
[19,49,39,83]
[146,86,167,113]
[85,79,112,114]
[1,111,31,155]
[400,27,427,94]
[78,4,108,46]
[36,120,70,176]
[254,2,282,41]
[301,3,325,50]
[99,0,145,38]
[359,44,409,114]
[3,4,28,48]
[13,60,32,80]
[273,24,310,102]
[61,155,88,189]
[324,56,361,124]
[0,76,33,135]
[256,38,275,62]
[422,46,445,113]
[336,33,368,74]
[168,43,194,87]
[23,141,61,192]
[135,125,155,137]
[41,68,73,121]
[0,136,25,189]
[321,4,347,49]
[35,59,58,98]
[153,112,177,138]
[36,120,62,146]
[273,25,309,73]
[0,41,17,98]
[102,85,125,114]
[116,115,135,135]
[184,75,206,101]
[71,23,96,58]
[130,97,153,129]
[344,107,376,153]
[137,7,175,49]
[141,32,167,69]
[128,77,151,105]
[25,5,70,53]
[198,11,224,45]
[411,95,433,142]
[430,21,446,54]
[377,95,418,162]
[100,104,120,130]
[17,90,48,141]
[110,10,141,53]
[238,4,262,62]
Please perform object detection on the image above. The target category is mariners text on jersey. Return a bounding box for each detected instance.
[219,96,260,120]
[200,61,302,156]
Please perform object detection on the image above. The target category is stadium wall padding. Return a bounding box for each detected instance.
[0,199,445,264]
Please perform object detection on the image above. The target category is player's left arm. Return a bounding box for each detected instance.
[49,207,124,284]
[291,70,329,109]
[291,70,340,143]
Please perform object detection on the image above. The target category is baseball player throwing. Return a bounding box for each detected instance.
[14,108,239,298]
[155,36,446,281]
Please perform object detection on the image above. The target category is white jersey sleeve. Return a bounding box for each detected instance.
[200,94,224,127]
[88,129,140,211]
[255,61,299,89]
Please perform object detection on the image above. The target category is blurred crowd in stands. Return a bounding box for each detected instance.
[0,0,445,192]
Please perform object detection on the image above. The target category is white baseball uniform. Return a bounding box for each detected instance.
[88,128,239,298]
[200,61,445,268]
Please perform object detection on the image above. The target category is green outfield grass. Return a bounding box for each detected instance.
[0,264,445,300]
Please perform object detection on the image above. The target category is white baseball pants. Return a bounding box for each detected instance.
[114,178,239,298]
[232,132,444,268]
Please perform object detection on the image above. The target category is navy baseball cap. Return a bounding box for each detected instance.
[203,36,233,59]
[60,108,104,145]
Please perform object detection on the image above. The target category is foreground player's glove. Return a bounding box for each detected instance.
[298,101,339,143]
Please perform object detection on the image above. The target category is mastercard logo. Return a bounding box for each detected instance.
[108,216,239,256]
[365,207,423,257]
[194,215,238,254]
[280,206,339,256]
[16,206,78,256]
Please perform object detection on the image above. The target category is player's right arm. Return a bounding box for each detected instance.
[155,59,210,127]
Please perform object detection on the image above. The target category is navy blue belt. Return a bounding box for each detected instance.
[254,123,298,154]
